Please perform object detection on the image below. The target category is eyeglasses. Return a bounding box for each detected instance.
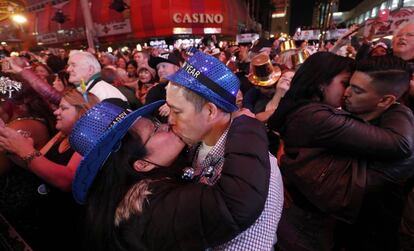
[139,118,170,169]
[142,118,161,147]
[142,118,172,147]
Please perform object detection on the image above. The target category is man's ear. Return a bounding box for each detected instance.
[88,65,96,76]
[378,94,397,109]
[204,102,219,121]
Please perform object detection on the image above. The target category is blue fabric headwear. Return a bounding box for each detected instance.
[166,51,240,112]
[69,101,164,204]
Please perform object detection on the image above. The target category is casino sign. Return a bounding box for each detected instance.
[27,0,250,45]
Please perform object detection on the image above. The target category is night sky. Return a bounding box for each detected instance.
[289,0,363,33]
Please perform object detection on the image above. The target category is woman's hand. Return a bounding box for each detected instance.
[232,108,255,119]
[275,75,292,98]
[0,126,35,158]
[159,103,171,117]
[2,57,25,74]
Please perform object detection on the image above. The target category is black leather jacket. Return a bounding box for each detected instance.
[275,102,414,222]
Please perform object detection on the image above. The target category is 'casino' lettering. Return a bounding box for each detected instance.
[173,13,224,24]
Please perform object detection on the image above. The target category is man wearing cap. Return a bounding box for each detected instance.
[67,51,128,107]
[243,54,290,122]
[165,51,283,250]
[145,51,182,118]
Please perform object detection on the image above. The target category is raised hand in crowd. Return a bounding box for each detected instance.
[329,24,359,54]
[2,56,27,73]
[158,103,170,117]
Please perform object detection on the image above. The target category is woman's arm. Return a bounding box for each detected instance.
[0,127,79,191]
[5,57,62,105]
[27,152,81,191]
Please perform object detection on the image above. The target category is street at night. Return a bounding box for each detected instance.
[0,0,414,250]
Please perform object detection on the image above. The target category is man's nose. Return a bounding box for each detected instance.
[344,86,351,97]
[168,114,175,126]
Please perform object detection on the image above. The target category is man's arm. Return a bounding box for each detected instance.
[147,116,271,250]
[292,104,414,160]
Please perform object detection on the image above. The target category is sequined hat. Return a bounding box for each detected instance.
[69,100,164,204]
[165,51,240,112]
[69,102,126,156]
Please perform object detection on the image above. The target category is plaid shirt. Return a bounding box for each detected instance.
[193,128,229,185]
[194,128,284,250]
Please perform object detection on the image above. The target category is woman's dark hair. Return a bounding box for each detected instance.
[84,134,148,251]
[126,60,138,78]
[46,54,67,73]
[126,60,137,69]
[269,52,355,131]
[31,62,54,75]
[56,70,70,89]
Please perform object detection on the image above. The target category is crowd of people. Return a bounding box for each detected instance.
[0,21,413,251]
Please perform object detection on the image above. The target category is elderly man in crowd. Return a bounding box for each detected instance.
[66,51,128,107]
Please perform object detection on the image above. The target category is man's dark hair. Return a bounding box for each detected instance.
[356,56,412,99]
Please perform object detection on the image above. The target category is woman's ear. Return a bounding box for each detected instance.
[133,160,156,172]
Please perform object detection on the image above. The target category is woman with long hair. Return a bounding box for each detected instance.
[52,70,71,92]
